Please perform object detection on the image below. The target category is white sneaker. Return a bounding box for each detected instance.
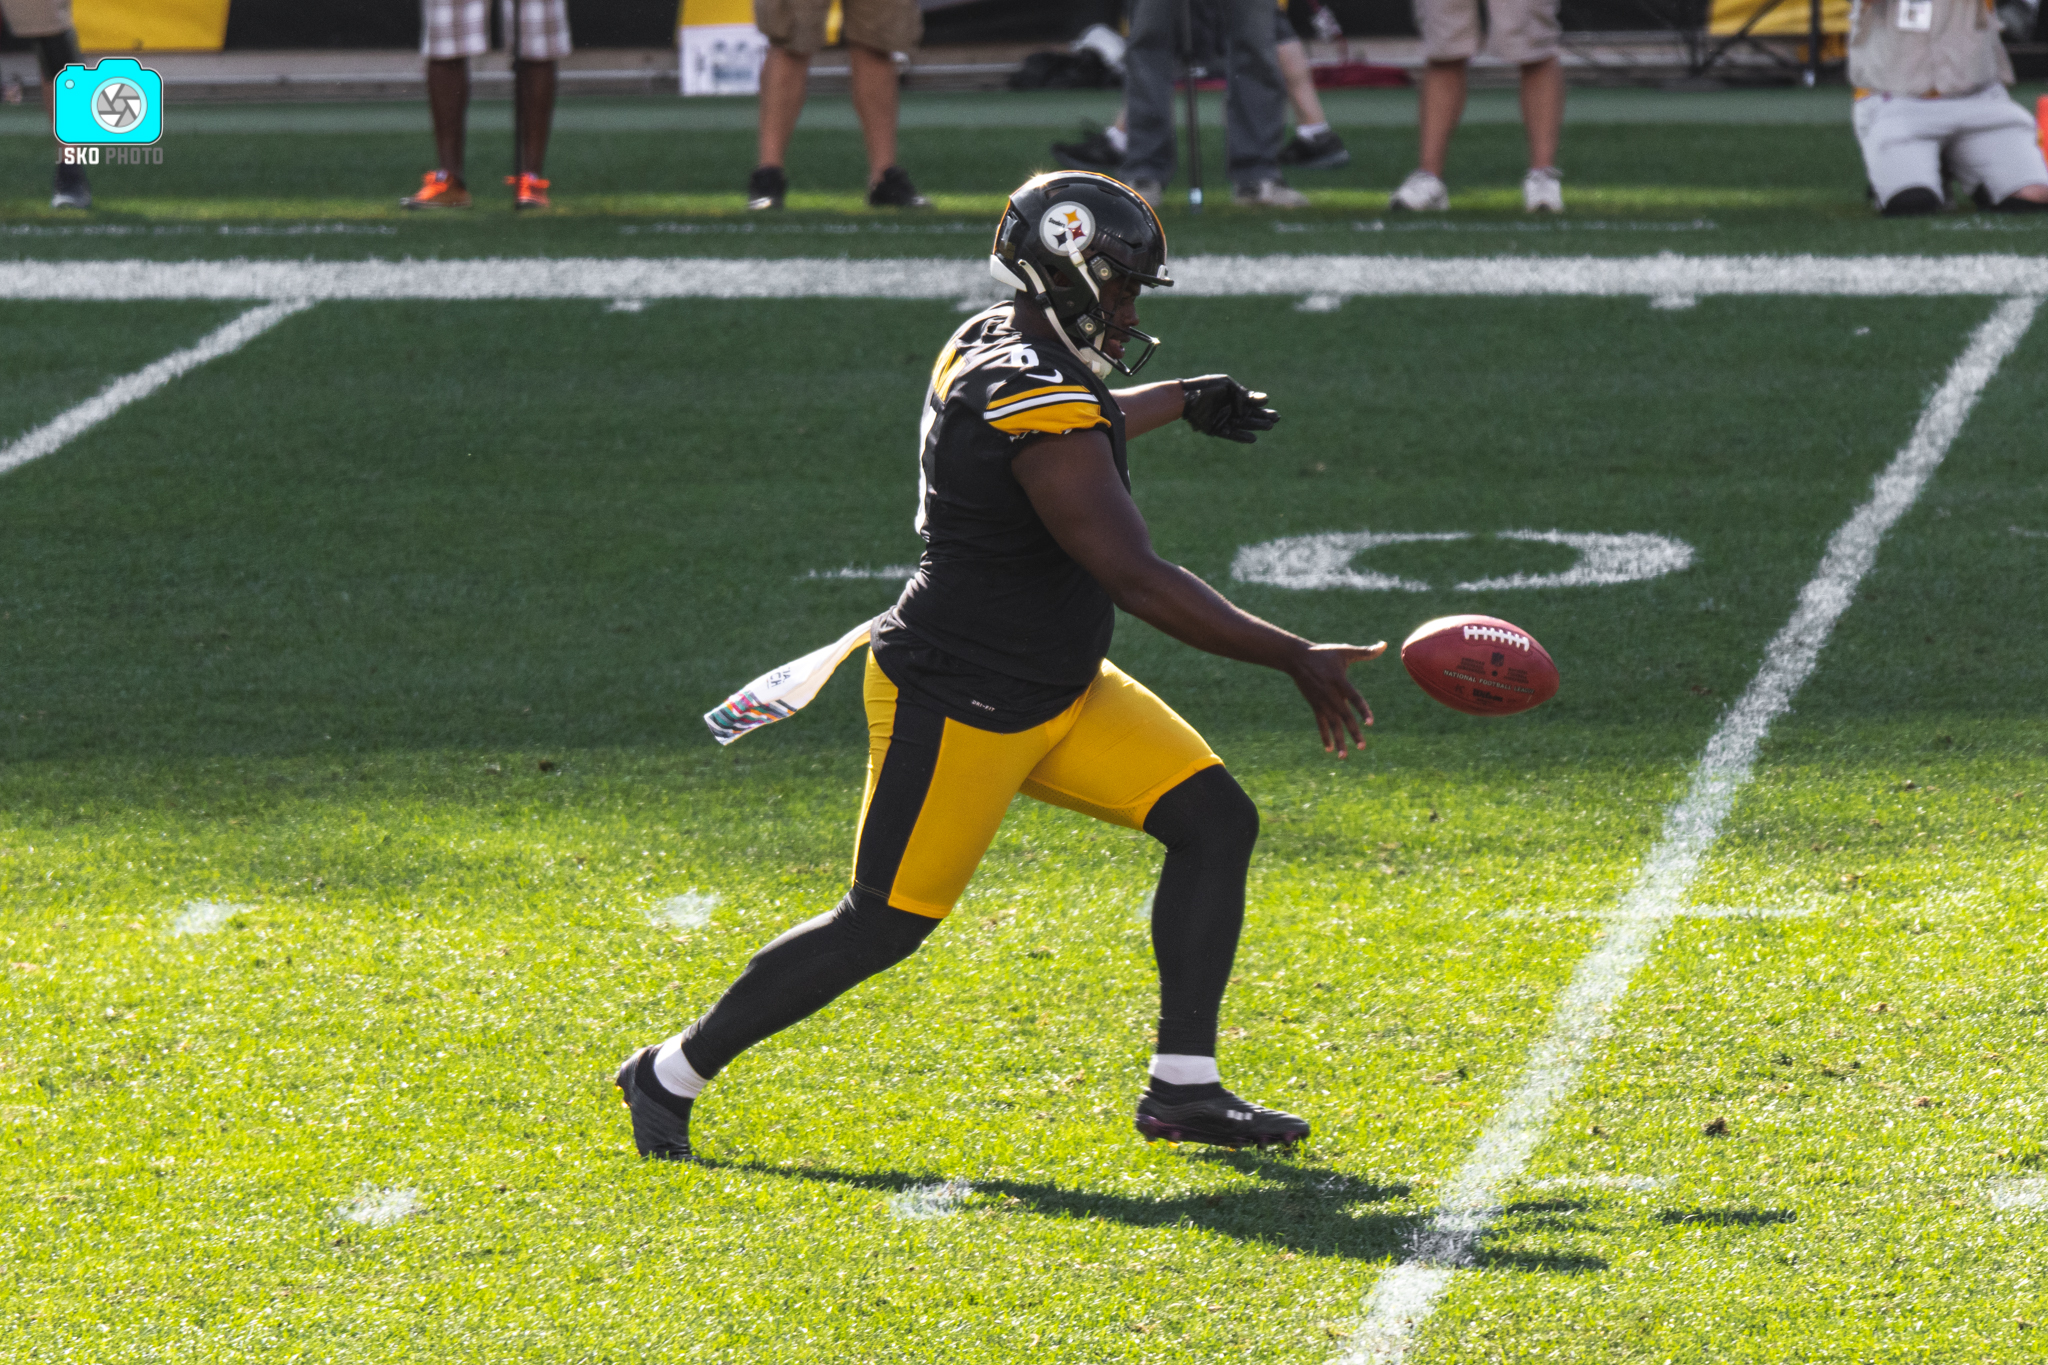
[1523,166,1564,213]
[1388,169,1448,211]
[1232,177,1311,208]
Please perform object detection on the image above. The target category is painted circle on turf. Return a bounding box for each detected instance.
[1039,201,1096,255]
[1229,528,1694,592]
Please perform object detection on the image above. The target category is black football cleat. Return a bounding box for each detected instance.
[1051,125,1121,174]
[867,165,929,209]
[615,1045,695,1161]
[52,163,92,210]
[1278,127,1351,170]
[746,164,787,211]
[1135,1087,1310,1150]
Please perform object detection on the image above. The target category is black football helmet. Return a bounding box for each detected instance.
[989,171,1172,377]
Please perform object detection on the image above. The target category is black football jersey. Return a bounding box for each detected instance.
[873,303,1129,732]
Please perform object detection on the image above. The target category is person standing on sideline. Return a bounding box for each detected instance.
[1,0,90,208]
[744,0,928,209]
[1848,0,2048,214]
[1053,6,1350,176]
[1120,0,1310,207]
[400,0,570,210]
[1387,0,1565,212]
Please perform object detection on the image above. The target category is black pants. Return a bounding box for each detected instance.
[678,764,1258,1079]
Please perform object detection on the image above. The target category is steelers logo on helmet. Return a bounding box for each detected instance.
[1039,201,1096,255]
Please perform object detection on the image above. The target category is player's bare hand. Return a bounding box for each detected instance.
[1285,641,1385,757]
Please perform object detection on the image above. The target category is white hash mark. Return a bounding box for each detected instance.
[889,1179,971,1220]
[342,1186,425,1227]
[1988,1177,2048,1213]
[649,891,719,931]
[803,565,917,582]
[169,900,252,936]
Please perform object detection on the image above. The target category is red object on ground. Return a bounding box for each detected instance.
[2038,95,2046,150]
[1400,615,1560,717]
[1175,62,1409,92]
[1310,61,1412,88]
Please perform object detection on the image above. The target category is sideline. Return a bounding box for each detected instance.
[1333,293,2042,1364]
[3,254,2048,302]
[0,298,313,478]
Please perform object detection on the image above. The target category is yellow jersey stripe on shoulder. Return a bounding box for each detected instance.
[987,383,1093,408]
[985,387,1097,421]
[987,401,1111,437]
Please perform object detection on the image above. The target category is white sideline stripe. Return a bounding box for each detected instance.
[0,298,313,478]
[6,254,2048,302]
[1334,294,2042,1365]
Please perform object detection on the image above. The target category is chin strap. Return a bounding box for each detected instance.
[1039,303,1113,376]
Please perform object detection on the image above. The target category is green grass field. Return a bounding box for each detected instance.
[3,88,2048,1363]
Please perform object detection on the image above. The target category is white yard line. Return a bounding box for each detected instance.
[1333,293,2042,1365]
[0,298,313,478]
[3,255,2048,302]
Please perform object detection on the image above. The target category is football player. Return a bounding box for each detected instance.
[618,171,1384,1159]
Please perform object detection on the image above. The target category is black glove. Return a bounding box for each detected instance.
[1180,375,1280,444]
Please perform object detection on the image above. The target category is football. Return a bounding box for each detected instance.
[1400,614,1560,716]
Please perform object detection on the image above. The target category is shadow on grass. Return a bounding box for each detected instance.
[707,1154,1612,1269]
[709,1152,1416,1260]
[1654,1207,1798,1227]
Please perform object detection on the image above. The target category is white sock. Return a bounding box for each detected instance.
[1106,123,1129,154]
[1295,121,1330,140]
[652,1034,710,1098]
[1149,1053,1221,1086]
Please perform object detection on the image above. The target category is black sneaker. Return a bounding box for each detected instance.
[1135,1085,1310,1150]
[615,1045,695,1160]
[746,164,787,211]
[867,165,929,209]
[1278,128,1351,170]
[1051,125,1122,174]
[51,163,91,210]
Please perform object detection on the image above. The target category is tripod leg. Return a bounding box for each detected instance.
[1182,0,1203,210]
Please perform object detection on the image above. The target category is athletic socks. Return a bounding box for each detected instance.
[652,1033,710,1099]
[1106,123,1130,155]
[1149,1052,1221,1086]
[633,1046,695,1121]
[1149,1052,1223,1103]
[1295,121,1330,141]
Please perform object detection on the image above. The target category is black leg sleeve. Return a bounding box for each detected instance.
[678,885,939,1079]
[1143,764,1259,1058]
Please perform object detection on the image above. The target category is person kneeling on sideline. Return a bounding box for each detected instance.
[1851,0,2048,215]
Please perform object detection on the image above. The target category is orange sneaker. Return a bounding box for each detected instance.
[508,172,551,210]
[400,170,471,209]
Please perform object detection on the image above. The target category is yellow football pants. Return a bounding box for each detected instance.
[853,653,1220,919]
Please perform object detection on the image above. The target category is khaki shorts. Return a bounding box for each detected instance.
[1854,83,2048,206]
[0,0,73,39]
[1415,0,1560,64]
[755,0,921,58]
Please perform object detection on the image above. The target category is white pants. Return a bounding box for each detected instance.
[1853,83,2048,207]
